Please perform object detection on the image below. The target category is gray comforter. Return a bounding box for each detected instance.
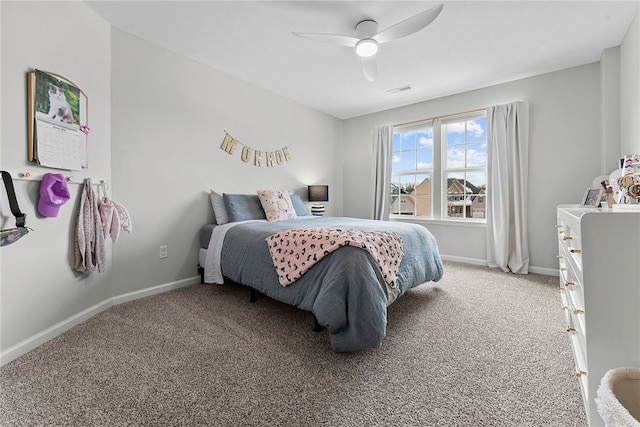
[218,217,443,352]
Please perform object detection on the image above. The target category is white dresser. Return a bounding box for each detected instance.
[556,205,640,426]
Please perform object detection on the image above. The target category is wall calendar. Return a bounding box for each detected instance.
[27,69,89,171]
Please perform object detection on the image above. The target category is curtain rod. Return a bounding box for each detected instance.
[393,107,487,128]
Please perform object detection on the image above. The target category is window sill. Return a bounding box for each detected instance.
[389,216,487,228]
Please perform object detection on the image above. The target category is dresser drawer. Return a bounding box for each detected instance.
[568,326,589,402]
[556,217,583,273]
[561,286,586,355]
[559,263,584,310]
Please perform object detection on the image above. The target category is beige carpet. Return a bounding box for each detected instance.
[0,261,587,426]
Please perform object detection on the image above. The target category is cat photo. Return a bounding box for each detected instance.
[47,84,74,123]
[33,69,81,125]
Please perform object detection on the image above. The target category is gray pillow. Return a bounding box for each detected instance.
[210,190,229,225]
[290,193,311,216]
[223,193,266,222]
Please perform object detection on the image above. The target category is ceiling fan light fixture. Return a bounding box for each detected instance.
[356,39,378,57]
[293,4,443,80]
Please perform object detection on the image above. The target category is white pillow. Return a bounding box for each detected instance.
[210,190,229,225]
[257,190,297,222]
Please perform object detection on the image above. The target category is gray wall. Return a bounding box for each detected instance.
[341,12,639,275]
[109,29,343,296]
[1,1,112,358]
[343,63,603,274]
[340,10,638,272]
[621,13,640,156]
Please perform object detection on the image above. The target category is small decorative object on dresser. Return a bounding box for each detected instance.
[556,205,640,426]
[581,187,604,207]
[609,154,640,210]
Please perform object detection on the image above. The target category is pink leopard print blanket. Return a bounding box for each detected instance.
[266,228,403,287]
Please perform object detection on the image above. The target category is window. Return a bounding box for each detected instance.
[390,125,433,216]
[391,112,487,220]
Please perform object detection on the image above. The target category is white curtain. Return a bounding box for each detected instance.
[372,125,392,221]
[486,101,530,274]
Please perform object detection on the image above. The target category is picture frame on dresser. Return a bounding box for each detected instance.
[580,187,603,207]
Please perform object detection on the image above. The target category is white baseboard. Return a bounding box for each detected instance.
[0,299,112,368]
[528,266,559,276]
[440,255,558,277]
[112,276,200,306]
[440,254,488,266]
[0,276,200,367]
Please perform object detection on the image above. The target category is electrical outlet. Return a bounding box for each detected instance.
[159,245,168,259]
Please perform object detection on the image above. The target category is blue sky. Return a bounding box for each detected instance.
[392,117,487,188]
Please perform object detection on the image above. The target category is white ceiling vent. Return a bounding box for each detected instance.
[387,85,412,94]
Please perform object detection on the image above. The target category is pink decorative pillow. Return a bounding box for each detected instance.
[257,190,298,222]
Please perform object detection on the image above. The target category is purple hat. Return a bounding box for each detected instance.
[38,173,71,217]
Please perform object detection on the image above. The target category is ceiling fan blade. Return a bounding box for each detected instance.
[292,32,359,47]
[361,56,377,81]
[373,3,444,44]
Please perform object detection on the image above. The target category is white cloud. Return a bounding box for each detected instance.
[418,136,433,147]
[446,147,466,168]
[446,122,465,134]
[467,120,485,137]
[447,145,487,168]
[446,120,485,137]
[466,146,487,167]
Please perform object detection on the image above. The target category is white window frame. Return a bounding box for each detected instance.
[391,111,487,223]
[390,119,435,217]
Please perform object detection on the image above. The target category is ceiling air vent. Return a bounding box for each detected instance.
[387,85,412,94]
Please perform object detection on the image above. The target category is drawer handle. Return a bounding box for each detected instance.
[556,255,564,260]
[561,303,568,310]
[566,327,576,332]
[570,249,582,254]
[573,309,584,315]
[563,236,573,241]
[575,367,587,377]
[565,281,575,286]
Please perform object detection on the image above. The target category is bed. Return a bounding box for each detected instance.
[198,190,444,352]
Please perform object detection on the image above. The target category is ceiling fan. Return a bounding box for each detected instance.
[292,4,444,82]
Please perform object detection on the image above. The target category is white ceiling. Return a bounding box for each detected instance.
[85,1,639,119]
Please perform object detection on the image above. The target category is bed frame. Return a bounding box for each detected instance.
[198,264,323,331]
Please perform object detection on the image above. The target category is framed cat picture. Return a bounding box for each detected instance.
[27,69,88,170]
